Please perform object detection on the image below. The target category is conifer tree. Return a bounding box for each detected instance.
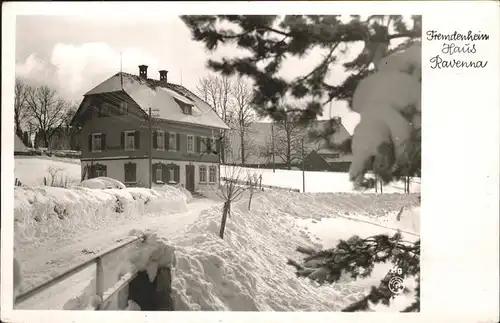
[182,15,421,186]
[183,15,422,311]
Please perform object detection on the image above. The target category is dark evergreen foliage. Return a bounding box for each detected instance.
[182,15,422,185]
[182,15,421,121]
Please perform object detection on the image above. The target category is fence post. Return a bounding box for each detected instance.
[95,257,105,310]
[259,175,262,190]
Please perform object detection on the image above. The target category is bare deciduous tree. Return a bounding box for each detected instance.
[215,166,247,239]
[25,85,71,149]
[232,77,256,166]
[246,171,260,211]
[14,78,29,138]
[197,74,234,163]
[262,108,307,170]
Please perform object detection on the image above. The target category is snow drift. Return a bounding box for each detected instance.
[79,177,127,189]
[14,185,191,251]
[162,190,419,311]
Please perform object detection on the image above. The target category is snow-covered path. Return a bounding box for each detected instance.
[18,198,218,294]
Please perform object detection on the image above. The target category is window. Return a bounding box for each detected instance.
[95,165,107,178]
[99,103,110,117]
[124,130,136,150]
[187,135,194,152]
[88,164,107,179]
[124,163,137,184]
[199,165,207,183]
[91,133,103,152]
[209,166,217,183]
[155,165,163,183]
[156,131,165,150]
[182,105,193,115]
[206,137,213,153]
[120,101,128,114]
[169,133,177,151]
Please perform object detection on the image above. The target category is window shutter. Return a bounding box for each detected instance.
[153,131,158,149]
[176,133,180,151]
[165,165,171,183]
[103,165,108,177]
[101,133,106,151]
[206,138,212,153]
[121,132,125,149]
[162,164,168,183]
[135,130,140,149]
[88,134,92,151]
[152,163,157,183]
[216,139,222,154]
[131,163,137,182]
[165,132,170,150]
[174,165,180,183]
[196,136,201,153]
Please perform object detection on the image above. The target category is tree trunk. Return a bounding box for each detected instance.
[248,191,254,211]
[286,138,292,170]
[240,131,245,165]
[42,131,50,149]
[380,180,383,194]
[220,130,226,164]
[219,201,230,239]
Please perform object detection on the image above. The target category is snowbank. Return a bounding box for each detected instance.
[154,183,193,203]
[159,190,419,311]
[79,177,127,189]
[14,185,191,251]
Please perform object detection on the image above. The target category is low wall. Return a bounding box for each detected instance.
[14,231,177,311]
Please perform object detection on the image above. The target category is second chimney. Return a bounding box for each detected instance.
[159,70,168,84]
[138,65,148,79]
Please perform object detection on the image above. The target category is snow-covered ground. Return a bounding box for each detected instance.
[13,156,420,311]
[221,165,421,194]
[15,156,81,187]
[167,191,419,311]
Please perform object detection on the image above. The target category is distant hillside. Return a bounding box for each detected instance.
[226,120,352,165]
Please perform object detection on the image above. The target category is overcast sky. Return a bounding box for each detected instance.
[16,15,369,132]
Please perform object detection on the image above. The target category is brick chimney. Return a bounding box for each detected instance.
[159,70,168,84]
[138,65,148,79]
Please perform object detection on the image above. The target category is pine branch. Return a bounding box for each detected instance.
[288,233,420,312]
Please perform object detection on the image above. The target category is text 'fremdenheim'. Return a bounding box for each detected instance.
[427,30,489,69]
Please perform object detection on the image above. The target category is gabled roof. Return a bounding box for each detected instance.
[84,72,230,130]
[14,135,29,152]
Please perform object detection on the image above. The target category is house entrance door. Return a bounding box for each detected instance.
[185,164,195,192]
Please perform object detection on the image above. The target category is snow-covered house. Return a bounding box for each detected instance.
[303,121,353,172]
[70,65,230,191]
[14,134,29,155]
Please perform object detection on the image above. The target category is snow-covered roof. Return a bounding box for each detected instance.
[85,72,230,130]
